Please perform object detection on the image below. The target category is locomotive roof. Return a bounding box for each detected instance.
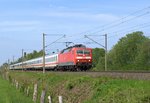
[66,44,86,49]
[60,44,86,52]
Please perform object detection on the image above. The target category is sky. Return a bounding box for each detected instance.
[0,0,150,65]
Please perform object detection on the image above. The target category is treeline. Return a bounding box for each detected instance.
[93,31,150,70]
[14,50,43,64]
[0,50,43,68]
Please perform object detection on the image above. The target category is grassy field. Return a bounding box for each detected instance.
[0,76,33,103]
[5,71,150,103]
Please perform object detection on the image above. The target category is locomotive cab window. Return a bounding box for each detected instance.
[76,50,90,55]
[84,50,90,55]
[77,50,83,54]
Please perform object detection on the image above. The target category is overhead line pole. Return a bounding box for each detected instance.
[42,33,66,74]
[22,49,24,71]
[43,33,46,74]
[8,59,10,70]
[13,56,15,64]
[85,34,107,71]
[105,34,107,71]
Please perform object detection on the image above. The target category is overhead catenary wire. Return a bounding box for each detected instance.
[89,21,150,37]
[42,6,150,55]
[116,24,150,36]
[62,6,150,49]
[90,11,150,35]
[75,6,150,36]
[108,22,150,34]
[45,35,66,48]
[44,6,150,48]
[102,24,150,41]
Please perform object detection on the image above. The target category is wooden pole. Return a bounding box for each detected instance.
[40,90,46,103]
[58,96,63,103]
[48,96,52,103]
[33,83,38,102]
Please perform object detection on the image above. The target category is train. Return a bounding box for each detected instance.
[10,44,92,71]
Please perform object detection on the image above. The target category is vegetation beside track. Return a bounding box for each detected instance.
[93,31,150,71]
[0,73,33,103]
[2,70,149,103]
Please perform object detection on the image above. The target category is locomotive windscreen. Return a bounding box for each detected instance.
[77,50,90,55]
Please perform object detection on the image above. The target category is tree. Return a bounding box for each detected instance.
[134,39,150,70]
[15,50,43,63]
[92,48,105,70]
[107,31,150,70]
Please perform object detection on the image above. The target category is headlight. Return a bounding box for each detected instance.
[89,60,91,62]
[77,60,80,62]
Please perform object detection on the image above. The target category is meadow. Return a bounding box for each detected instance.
[0,76,33,103]
[2,71,149,103]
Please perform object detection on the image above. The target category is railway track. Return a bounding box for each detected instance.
[13,70,150,80]
[50,71,150,80]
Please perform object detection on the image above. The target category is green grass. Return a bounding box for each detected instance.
[0,76,33,103]
[2,71,150,103]
[85,78,150,103]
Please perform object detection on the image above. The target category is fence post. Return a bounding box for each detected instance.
[48,96,52,103]
[33,83,38,102]
[40,89,46,103]
[26,86,30,96]
[6,71,9,80]
[12,79,15,86]
[59,96,63,103]
[15,80,19,89]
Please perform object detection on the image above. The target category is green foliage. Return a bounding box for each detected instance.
[84,79,150,103]
[134,40,150,70]
[92,48,105,70]
[65,76,90,90]
[107,31,150,70]
[7,71,150,103]
[14,50,43,63]
[91,31,150,70]
[0,63,8,69]
[66,81,74,90]
[0,76,33,103]
[24,50,43,60]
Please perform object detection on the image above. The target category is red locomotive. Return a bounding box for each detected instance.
[10,44,92,71]
[58,44,92,71]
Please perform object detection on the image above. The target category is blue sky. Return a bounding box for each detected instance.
[0,0,150,64]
